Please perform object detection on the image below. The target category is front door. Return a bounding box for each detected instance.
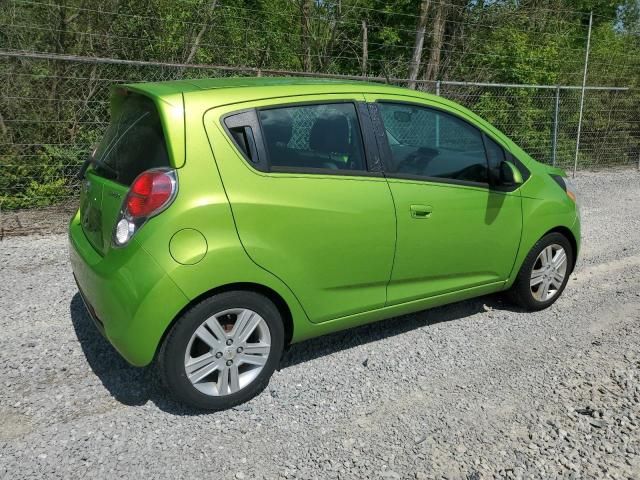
[364,95,523,305]
[205,96,396,323]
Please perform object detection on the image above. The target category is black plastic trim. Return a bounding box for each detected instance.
[256,98,359,112]
[481,132,522,192]
[270,166,384,177]
[509,152,531,183]
[74,275,106,337]
[356,101,383,173]
[550,174,567,191]
[221,108,269,172]
[385,174,488,189]
[366,102,394,175]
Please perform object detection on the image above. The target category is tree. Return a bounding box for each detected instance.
[407,0,431,88]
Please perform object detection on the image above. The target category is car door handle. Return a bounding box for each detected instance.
[410,204,433,219]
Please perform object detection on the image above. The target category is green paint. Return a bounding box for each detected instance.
[69,78,580,366]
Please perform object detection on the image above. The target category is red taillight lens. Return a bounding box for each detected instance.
[126,170,175,218]
[114,168,177,247]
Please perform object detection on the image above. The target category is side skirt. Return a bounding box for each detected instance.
[290,280,507,343]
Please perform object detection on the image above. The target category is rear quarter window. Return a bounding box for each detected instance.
[93,94,170,185]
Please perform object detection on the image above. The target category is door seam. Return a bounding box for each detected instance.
[202,114,312,323]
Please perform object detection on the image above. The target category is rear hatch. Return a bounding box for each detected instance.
[79,92,171,255]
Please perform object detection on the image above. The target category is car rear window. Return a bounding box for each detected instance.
[92,94,170,185]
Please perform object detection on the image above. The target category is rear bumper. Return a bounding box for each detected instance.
[68,210,189,366]
[75,278,107,337]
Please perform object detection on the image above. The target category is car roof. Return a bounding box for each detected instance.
[123,76,415,98]
[120,75,515,160]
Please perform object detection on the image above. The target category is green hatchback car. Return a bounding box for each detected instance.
[69,77,580,410]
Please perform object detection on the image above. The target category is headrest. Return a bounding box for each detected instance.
[262,112,293,145]
[309,115,350,153]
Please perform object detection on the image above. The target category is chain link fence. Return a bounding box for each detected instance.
[431,83,638,171]
[0,51,638,214]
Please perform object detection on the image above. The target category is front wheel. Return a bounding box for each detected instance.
[507,232,574,311]
[158,291,284,411]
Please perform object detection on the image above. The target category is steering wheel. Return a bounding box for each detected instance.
[395,147,439,175]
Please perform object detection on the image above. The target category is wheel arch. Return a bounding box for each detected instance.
[508,220,579,289]
[155,282,294,362]
[545,225,578,273]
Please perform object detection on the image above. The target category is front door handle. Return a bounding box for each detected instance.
[410,204,433,219]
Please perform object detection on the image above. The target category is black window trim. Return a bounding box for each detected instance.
[221,107,269,171]
[220,99,384,178]
[481,132,524,192]
[372,99,528,190]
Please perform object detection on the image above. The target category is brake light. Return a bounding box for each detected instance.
[127,170,174,217]
[113,168,177,246]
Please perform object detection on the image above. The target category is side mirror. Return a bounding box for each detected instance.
[499,161,523,186]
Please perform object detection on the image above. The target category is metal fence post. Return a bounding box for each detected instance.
[573,11,593,177]
[435,81,441,148]
[552,86,560,166]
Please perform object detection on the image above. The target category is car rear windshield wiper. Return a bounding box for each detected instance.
[77,153,117,180]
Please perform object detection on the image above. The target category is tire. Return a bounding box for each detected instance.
[507,232,574,311]
[158,291,285,411]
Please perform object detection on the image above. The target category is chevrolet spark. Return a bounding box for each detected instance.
[69,78,580,410]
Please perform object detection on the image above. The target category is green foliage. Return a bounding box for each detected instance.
[0,0,638,209]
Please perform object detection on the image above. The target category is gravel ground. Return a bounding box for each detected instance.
[1,170,639,479]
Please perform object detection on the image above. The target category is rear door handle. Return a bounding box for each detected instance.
[410,204,433,219]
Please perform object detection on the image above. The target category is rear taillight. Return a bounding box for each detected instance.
[127,170,174,217]
[113,168,177,247]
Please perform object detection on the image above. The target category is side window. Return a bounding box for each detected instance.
[258,103,366,172]
[483,134,506,184]
[378,102,489,184]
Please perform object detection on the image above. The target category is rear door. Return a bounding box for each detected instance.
[364,94,522,304]
[79,93,171,254]
[204,96,396,323]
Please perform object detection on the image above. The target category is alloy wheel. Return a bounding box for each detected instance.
[183,308,271,396]
[529,243,568,302]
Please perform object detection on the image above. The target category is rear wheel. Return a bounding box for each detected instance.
[508,232,573,311]
[158,291,284,410]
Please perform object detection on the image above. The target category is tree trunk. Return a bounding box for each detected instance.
[361,20,368,76]
[319,0,341,71]
[424,1,447,82]
[407,0,431,89]
[185,0,218,64]
[300,0,313,72]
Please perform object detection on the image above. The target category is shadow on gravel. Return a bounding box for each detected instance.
[70,291,521,414]
[69,293,153,407]
[70,293,231,415]
[280,293,522,370]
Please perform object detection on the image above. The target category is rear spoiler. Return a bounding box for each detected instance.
[111,86,186,169]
